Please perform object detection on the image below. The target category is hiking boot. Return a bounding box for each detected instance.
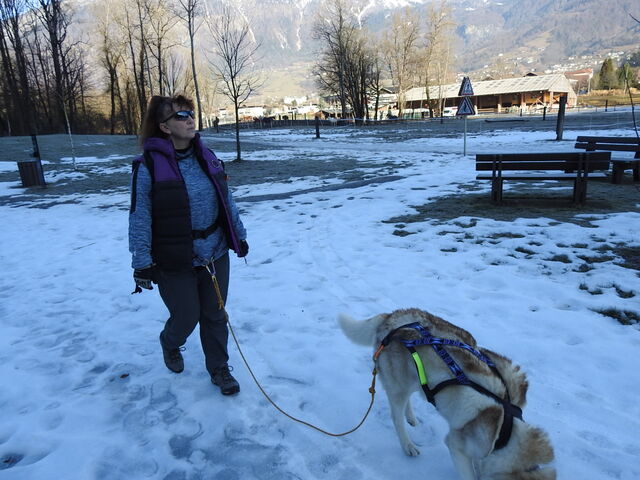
[211,364,240,395]
[160,333,184,373]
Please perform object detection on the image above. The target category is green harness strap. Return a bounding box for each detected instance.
[410,350,428,385]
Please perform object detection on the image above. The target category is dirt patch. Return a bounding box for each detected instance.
[611,245,640,272]
[385,178,640,227]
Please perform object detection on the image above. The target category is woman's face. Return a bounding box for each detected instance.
[160,103,196,148]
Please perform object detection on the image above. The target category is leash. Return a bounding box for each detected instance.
[208,266,378,437]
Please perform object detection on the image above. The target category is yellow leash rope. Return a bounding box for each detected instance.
[210,271,378,437]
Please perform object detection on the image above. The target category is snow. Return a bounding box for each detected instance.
[1,125,639,479]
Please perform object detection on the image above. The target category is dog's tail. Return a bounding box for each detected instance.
[338,313,388,346]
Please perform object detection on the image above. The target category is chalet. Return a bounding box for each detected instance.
[404,74,578,113]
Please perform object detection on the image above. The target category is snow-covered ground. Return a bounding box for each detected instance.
[1,127,639,479]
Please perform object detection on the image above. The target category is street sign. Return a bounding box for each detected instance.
[458,76,474,96]
[457,96,475,116]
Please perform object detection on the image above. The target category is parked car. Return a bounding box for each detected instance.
[442,106,458,117]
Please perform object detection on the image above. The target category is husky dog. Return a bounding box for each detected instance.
[339,308,555,480]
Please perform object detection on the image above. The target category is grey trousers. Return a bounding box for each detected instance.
[157,253,230,377]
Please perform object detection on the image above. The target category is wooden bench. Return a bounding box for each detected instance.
[476,152,610,204]
[575,136,640,183]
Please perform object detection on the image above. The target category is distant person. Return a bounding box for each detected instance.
[129,94,248,396]
[213,116,219,133]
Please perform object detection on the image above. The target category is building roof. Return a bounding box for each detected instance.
[406,74,575,101]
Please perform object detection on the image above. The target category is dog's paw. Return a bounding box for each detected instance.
[403,442,420,456]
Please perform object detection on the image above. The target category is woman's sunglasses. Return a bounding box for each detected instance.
[162,110,195,123]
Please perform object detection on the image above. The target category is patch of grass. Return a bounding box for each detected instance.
[571,243,589,249]
[576,254,615,263]
[515,246,536,255]
[546,254,572,264]
[440,247,458,252]
[556,243,569,248]
[453,219,478,228]
[487,232,525,239]
[393,229,414,237]
[574,263,594,273]
[592,308,640,325]
[528,241,543,246]
[579,283,603,295]
[611,245,640,271]
[614,284,636,299]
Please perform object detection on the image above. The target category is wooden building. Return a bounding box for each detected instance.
[404,74,577,113]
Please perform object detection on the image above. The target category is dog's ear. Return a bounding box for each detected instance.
[338,313,387,346]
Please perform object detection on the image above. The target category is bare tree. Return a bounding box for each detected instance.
[34,0,69,130]
[207,3,261,161]
[95,1,125,134]
[176,0,203,130]
[0,0,34,134]
[145,0,175,96]
[367,37,385,121]
[313,0,353,119]
[383,8,421,118]
[163,50,188,96]
[420,0,455,117]
[120,1,149,124]
[24,18,55,131]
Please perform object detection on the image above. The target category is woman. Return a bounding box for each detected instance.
[129,94,248,396]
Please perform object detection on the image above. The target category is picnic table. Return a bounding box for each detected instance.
[574,136,640,184]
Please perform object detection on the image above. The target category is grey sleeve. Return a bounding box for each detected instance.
[227,187,247,241]
[128,163,154,269]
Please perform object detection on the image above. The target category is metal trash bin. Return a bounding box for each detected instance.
[17,159,46,187]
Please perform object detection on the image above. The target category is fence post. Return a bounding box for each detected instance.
[315,116,320,139]
[555,95,567,141]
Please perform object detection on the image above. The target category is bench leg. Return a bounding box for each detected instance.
[573,178,587,204]
[634,163,639,182]
[491,178,503,203]
[612,164,624,184]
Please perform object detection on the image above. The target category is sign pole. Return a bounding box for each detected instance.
[456,76,475,156]
[464,116,467,156]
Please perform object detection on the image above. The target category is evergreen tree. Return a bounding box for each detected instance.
[598,58,618,90]
[629,50,640,68]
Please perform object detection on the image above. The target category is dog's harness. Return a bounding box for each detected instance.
[374,322,524,451]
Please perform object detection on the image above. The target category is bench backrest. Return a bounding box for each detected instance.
[476,152,611,172]
[575,136,640,158]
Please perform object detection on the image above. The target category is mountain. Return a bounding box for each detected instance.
[71,0,640,98]
[218,0,640,97]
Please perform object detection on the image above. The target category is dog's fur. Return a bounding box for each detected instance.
[339,308,555,480]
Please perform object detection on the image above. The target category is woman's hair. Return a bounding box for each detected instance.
[139,94,195,145]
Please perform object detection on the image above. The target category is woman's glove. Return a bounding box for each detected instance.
[132,265,157,293]
[237,239,249,258]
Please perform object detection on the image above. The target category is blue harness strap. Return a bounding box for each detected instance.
[378,322,524,451]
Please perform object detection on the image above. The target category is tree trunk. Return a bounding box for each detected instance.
[189,30,203,131]
[233,98,241,161]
